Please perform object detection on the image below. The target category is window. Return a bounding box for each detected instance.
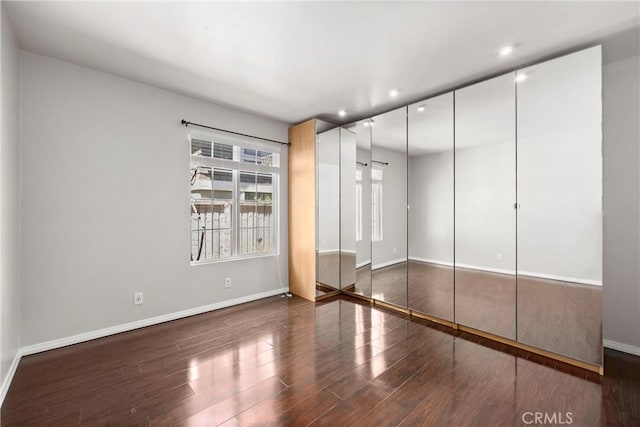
[355,167,363,242]
[371,165,383,242]
[190,133,279,263]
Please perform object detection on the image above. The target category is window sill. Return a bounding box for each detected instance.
[190,251,280,266]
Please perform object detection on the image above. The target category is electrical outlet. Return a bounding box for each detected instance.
[225,277,232,289]
[497,253,503,261]
[134,292,144,305]
[393,247,398,254]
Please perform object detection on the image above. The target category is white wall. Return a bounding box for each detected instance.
[412,135,601,284]
[19,51,289,347]
[602,28,640,351]
[371,145,407,268]
[408,150,454,264]
[0,3,21,398]
[454,141,517,272]
[317,127,340,253]
[340,128,357,254]
[517,47,602,284]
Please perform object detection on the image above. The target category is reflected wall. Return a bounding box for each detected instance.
[340,128,357,290]
[352,120,373,297]
[408,93,454,321]
[454,73,516,339]
[316,125,340,291]
[516,46,603,364]
[371,108,408,308]
[314,46,603,368]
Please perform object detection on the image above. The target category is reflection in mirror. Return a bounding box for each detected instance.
[344,120,373,297]
[371,108,408,307]
[408,93,454,321]
[340,128,357,290]
[316,123,341,295]
[455,73,516,339]
[516,46,602,364]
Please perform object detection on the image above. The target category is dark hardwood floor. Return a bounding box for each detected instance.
[2,295,635,426]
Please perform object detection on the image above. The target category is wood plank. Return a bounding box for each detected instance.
[288,119,317,301]
[1,296,637,426]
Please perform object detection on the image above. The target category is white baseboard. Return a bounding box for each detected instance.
[604,339,640,356]
[318,249,339,254]
[518,270,602,287]
[356,259,371,269]
[20,287,288,356]
[0,349,22,407]
[318,249,356,255]
[453,262,514,276]
[408,256,453,267]
[408,257,601,286]
[1,287,287,406]
[372,258,406,270]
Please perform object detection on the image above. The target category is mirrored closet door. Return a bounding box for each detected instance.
[516,46,602,364]
[303,46,603,369]
[370,107,408,308]
[347,120,373,298]
[408,93,454,321]
[340,127,357,291]
[316,123,341,293]
[454,73,516,339]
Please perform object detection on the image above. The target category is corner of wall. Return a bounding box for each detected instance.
[0,2,22,407]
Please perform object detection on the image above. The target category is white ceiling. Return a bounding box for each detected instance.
[5,1,639,125]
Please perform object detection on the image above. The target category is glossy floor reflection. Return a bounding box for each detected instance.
[1,296,635,426]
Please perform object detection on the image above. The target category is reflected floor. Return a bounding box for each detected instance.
[454,265,516,340]
[372,262,408,307]
[372,261,601,364]
[317,252,356,290]
[2,296,632,425]
[518,275,602,364]
[353,264,372,297]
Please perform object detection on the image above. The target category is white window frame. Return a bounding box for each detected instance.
[189,129,280,265]
[355,167,363,242]
[371,165,383,242]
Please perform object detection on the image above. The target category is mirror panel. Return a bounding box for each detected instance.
[408,93,455,321]
[340,128,357,290]
[516,46,602,364]
[371,107,408,307]
[454,74,516,339]
[316,124,341,293]
[347,120,373,297]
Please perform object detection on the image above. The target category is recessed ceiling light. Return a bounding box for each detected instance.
[417,105,425,112]
[515,73,528,83]
[500,45,515,57]
[363,119,375,127]
[338,109,347,117]
[389,89,400,97]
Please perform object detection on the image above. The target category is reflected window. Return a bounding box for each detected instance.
[372,166,383,242]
